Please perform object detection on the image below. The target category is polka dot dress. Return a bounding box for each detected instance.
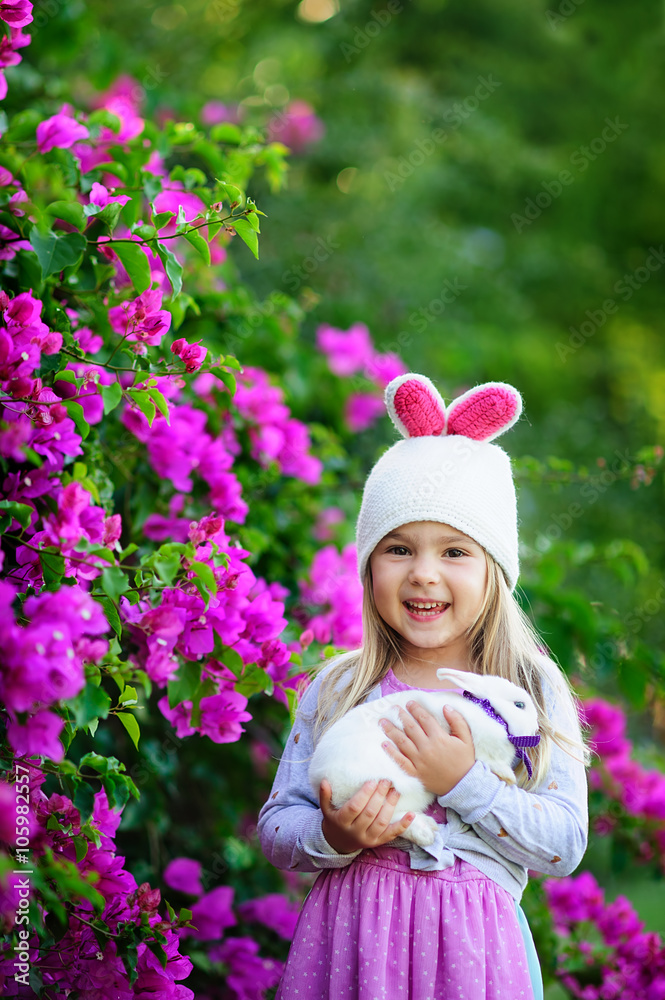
[277,671,535,999]
[276,849,535,1000]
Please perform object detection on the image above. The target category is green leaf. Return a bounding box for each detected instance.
[111,241,151,293]
[73,781,96,824]
[68,684,112,729]
[286,686,299,727]
[96,595,122,637]
[216,181,244,206]
[231,217,259,258]
[128,388,157,426]
[155,242,183,297]
[132,223,158,240]
[0,499,33,530]
[29,229,87,279]
[87,108,122,133]
[167,660,201,709]
[146,941,168,969]
[97,202,124,230]
[221,354,243,371]
[119,685,138,706]
[234,661,273,697]
[148,387,170,423]
[101,565,130,603]
[151,210,175,230]
[63,400,90,440]
[244,210,260,232]
[39,548,66,590]
[210,122,243,144]
[182,227,211,264]
[100,381,123,415]
[210,366,237,396]
[190,560,217,596]
[116,712,141,749]
[46,201,86,231]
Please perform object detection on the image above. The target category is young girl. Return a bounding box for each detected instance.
[258,374,589,1000]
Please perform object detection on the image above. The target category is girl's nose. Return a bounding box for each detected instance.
[407,554,442,585]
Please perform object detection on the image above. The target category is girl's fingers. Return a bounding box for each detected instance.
[405,701,438,738]
[382,738,417,775]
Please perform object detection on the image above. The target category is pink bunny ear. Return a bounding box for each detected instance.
[385,373,446,438]
[446,382,522,442]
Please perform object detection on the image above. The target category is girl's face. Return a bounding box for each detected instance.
[369,520,488,673]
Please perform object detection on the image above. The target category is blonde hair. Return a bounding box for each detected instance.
[314,552,589,788]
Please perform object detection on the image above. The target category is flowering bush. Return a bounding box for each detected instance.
[545,871,665,999]
[0,2,325,993]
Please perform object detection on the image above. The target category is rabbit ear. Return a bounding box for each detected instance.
[446,382,522,442]
[435,668,469,688]
[385,373,446,439]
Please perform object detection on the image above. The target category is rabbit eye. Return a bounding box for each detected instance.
[514,701,525,709]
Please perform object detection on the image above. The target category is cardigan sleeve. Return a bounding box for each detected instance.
[257,665,362,873]
[436,657,589,877]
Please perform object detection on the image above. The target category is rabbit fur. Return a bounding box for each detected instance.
[309,667,540,848]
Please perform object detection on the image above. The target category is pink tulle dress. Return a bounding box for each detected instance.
[275,670,538,1000]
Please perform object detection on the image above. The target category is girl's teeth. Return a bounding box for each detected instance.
[405,601,447,615]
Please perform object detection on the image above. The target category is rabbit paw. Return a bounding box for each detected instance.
[401,814,438,848]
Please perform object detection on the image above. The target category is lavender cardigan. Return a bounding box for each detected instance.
[257,656,588,901]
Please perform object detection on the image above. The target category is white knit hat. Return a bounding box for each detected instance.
[355,374,523,590]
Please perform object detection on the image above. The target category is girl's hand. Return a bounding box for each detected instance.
[380,703,475,797]
[319,778,415,854]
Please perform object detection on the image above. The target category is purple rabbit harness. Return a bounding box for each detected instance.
[462,690,541,779]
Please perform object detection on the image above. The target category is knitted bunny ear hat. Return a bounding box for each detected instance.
[355,374,523,591]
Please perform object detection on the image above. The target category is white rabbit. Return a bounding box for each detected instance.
[309,668,540,848]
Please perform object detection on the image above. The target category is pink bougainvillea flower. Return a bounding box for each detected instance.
[171,337,207,373]
[88,182,130,209]
[209,937,283,996]
[345,392,385,432]
[316,322,374,377]
[267,100,324,154]
[312,506,344,541]
[237,894,301,940]
[163,857,204,897]
[36,112,89,153]
[0,0,33,27]
[0,222,31,260]
[198,689,252,744]
[299,542,363,648]
[366,350,408,387]
[200,100,241,127]
[152,185,206,236]
[188,885,236,941]
[108,289,171,347]
[7,708,64,761]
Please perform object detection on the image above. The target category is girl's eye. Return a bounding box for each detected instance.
[446,548,465,558]
[387,545,409,555]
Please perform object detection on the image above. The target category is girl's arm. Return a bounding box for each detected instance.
[257,670,358,873]
[258,667,413,871]
[436,661,588,877]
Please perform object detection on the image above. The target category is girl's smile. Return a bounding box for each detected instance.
[369,520,488,674]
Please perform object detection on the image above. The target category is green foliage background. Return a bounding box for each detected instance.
[9,0,665,993]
